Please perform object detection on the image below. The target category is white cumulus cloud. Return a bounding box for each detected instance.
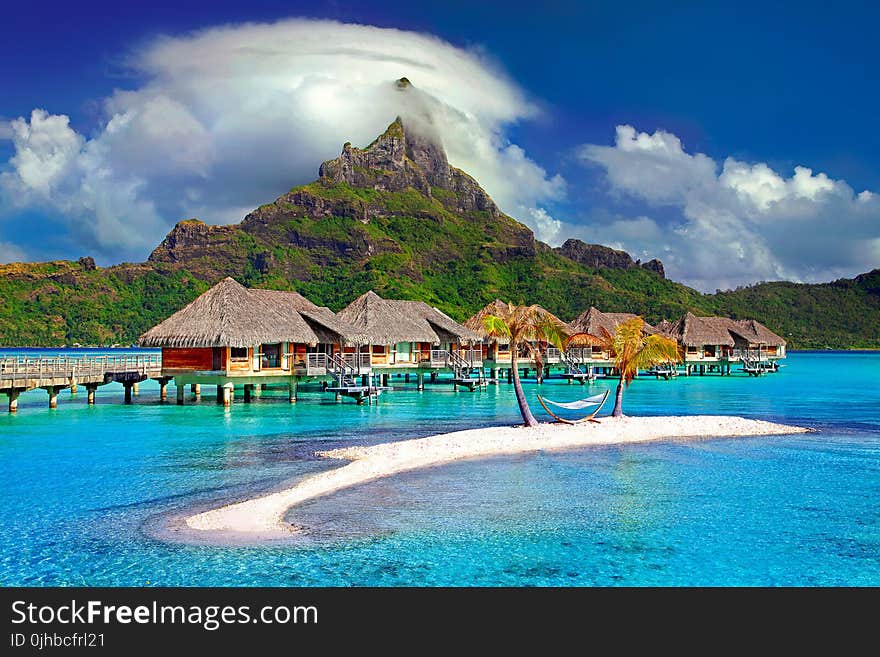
[0,19,565,263]
[577,125,880,290]
[0,241,27,263]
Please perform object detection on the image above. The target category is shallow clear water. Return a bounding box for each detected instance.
[1,351,878,586]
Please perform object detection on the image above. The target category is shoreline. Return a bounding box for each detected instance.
[182,415,810,541]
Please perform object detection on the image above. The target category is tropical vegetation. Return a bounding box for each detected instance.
[482,304,568,427]
[596,317,682,417]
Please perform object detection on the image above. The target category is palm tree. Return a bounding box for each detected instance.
[598,317,681,417]
[483,304,569,427]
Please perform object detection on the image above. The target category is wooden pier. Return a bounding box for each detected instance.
[0,355,164,412]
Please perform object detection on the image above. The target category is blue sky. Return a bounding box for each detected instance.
[1,0,878,290]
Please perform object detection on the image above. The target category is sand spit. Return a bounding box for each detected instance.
[184,416,808,538]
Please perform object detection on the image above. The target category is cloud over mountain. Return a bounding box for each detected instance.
[0,19,564,262]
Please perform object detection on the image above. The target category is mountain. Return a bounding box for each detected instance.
[1,108,878,348]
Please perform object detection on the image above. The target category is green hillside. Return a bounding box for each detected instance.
[1,118,878,349]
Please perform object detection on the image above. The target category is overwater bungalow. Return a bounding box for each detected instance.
[139,277,364,404]
[464,299,514,366]
[464,299,572,383]
[727,318,787,361]
[336,291,480,383]
[659,312,786,374]
[567,307,656,366]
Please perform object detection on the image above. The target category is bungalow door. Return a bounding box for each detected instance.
[212,347,223,371]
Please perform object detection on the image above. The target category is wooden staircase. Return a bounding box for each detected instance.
[561,350,594,384]
[445,349,487,391]
[324,353,387,403]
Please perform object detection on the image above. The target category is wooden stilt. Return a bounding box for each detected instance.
[48,387,59,409]
[159,380,168,400]
[222,384,232,407]
[289,382,297,403]
[176,384,185,405]
[132,383,139,396]
[417,373,424,391]
[123,382,133,404]
[8,390,20,413]
[244,384,253,402]
[87,384,97,405]
[192,383,201,397]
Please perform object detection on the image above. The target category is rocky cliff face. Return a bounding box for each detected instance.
[318,114,499,217]
[148,219,239,265]
[641,258,665,277]
[555,239,665,278]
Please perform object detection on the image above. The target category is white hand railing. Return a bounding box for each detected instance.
[305,353,328,370]
[429,350,449,366]
[342,353,371,371]
[0,354,162,382]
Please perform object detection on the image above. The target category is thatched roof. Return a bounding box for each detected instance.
[728,319,787,346]
[337,290,479,345]
[662,313,786,347]
[569,307,654,338]
[654,319,675,336]
[464,300,570,343]
[248,289,361,344]
[464,299,512,340]
[139,277,363,348]
[664,312,735,347]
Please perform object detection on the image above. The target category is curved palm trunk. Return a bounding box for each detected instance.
[612,374,625,417]
[511,347,539,427]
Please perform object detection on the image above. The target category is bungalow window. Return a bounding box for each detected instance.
[497,343,510,352]
[395,342,412,362]
[687,346,698,354]
[261,343,281,369]
[230,347,248,361]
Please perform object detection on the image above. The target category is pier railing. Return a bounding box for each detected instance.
[429,349,482,368]
[0,354,162,383]
[305,353,328,372]
[304,353,371,374]
[342,353,371,371]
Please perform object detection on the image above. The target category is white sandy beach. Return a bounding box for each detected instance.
[184,415,809,538]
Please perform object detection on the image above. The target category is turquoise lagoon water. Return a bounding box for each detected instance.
[0,350,878,586]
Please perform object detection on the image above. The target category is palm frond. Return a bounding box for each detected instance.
[482,314,512,339]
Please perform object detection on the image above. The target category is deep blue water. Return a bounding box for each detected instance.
[0,351,878,586]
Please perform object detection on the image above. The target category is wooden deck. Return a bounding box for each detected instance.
[1,354,164,411]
